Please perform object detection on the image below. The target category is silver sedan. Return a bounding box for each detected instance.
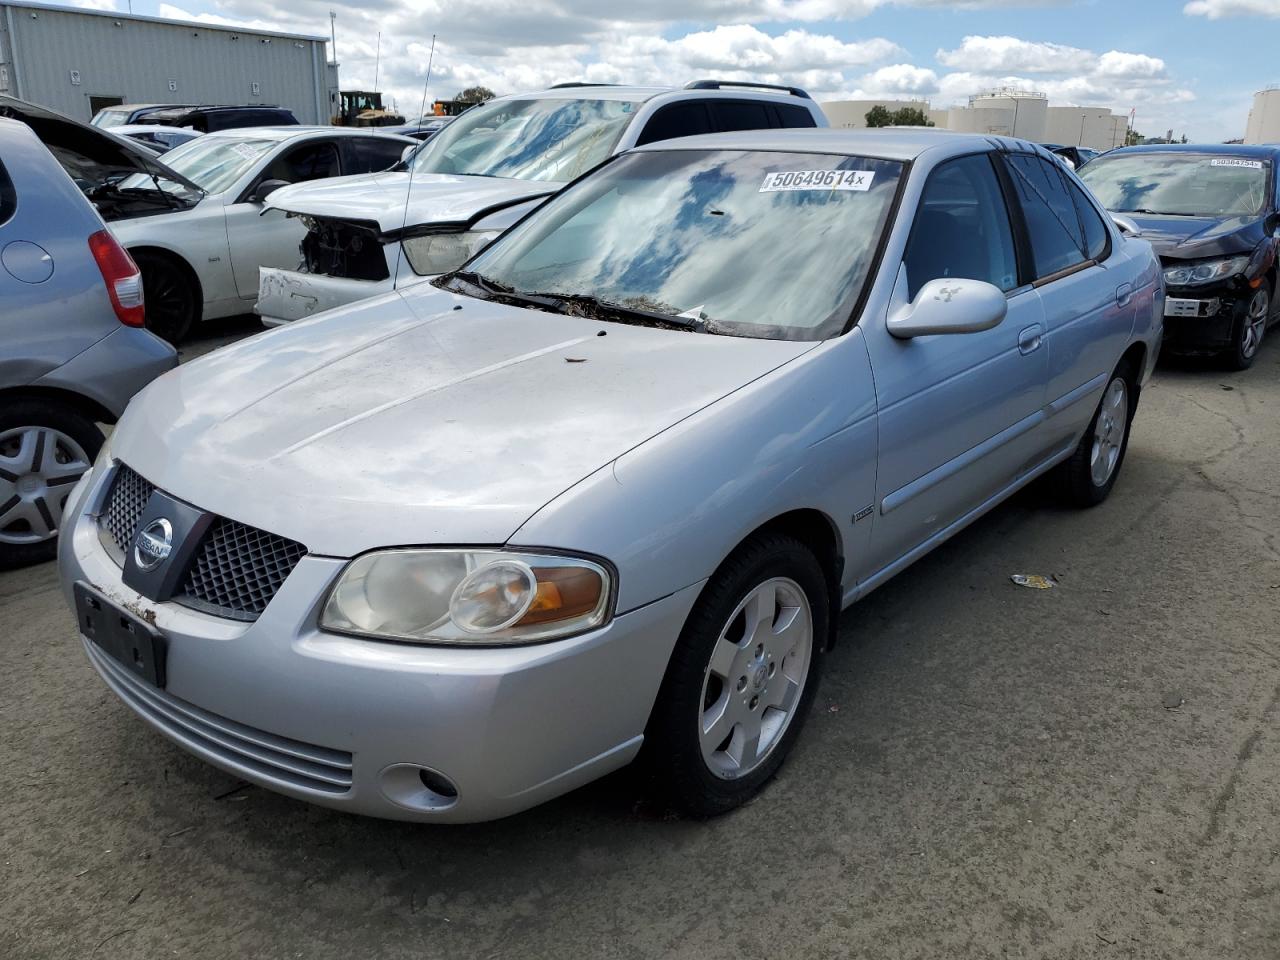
[59,129,1163,822]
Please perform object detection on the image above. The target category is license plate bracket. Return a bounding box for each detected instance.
[75,581,167,688]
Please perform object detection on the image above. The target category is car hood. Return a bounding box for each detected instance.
[112,286,814,556]
[0,95,201,196]
[1127,213,1265,261]
[264,171,557,235]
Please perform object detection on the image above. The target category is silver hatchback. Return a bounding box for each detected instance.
[0,118,175,568]
[60,130,1162,821]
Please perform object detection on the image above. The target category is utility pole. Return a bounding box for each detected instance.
[374,32,381,91]
[329,10,337,65]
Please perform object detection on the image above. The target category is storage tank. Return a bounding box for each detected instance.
[947,105,1014,137]
[967,88,1048,142]
[1245,86,1280,145]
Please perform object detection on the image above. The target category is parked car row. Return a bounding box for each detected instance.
[0,75,1274,825]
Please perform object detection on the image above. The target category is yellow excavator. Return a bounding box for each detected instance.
[332,91,405,127]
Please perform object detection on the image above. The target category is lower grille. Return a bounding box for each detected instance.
[86,639,353,795]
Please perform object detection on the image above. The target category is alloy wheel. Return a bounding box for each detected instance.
[0,427,92,545]
[1240,288,1270,361]
[1089,377,1129,488]
[698,577,813,780]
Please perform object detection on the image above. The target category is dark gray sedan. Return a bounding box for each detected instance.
[0,117,175,568]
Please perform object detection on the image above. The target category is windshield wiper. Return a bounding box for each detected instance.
[518,291,704,331]
[1117,208,1199,216]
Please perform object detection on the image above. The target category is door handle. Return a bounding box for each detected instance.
[1017,324,1043,355]
[1116,283,1133,307]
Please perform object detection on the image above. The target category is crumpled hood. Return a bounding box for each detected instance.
[112,286,813,556]
[264,171,556,234]
[1129,213,1264,261]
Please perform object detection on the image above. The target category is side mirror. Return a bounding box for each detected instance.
[250,179,291,203]
[401,144,418,163]
[888,278,1008,339]
[1111,214,1142,238]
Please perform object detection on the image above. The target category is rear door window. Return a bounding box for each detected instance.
[634,102,712,146]
[1004,154,1089,279]
[773,103,818,128]
[1065,176,1111,262]
[710,100,773,133]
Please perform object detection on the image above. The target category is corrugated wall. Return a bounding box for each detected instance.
[2,3,329,123]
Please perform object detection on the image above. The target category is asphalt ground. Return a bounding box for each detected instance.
[3,317,1278,959]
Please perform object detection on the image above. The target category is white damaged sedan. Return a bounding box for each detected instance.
[60,130,1162,822]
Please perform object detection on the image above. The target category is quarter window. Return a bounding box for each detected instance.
[1005,154,1089,279]
[266,142,341,183]
[345,138,407,173]
[903,154,1019,300]
[774,103,818,129]
[634,102,713,146]
[1065,176,1110,262]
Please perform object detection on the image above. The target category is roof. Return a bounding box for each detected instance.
[1114,142,1280,158]
[198,126,415,142]
[504,85,672,103]
[0,0,327,42]
[631,127,1017,161]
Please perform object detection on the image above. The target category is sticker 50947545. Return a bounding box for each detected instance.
[760,169,876,193]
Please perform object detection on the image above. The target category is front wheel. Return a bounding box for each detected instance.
[643,533,828,817]
[1226,286,1269,371]
[1054,364,1134,508]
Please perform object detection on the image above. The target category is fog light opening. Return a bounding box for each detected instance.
[418,767,459,800]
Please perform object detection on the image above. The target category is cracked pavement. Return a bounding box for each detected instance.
[2,321,1278,959]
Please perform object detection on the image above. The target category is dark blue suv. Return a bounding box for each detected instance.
[1080,143,1279,369]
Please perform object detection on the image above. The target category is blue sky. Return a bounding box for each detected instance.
[81,0,1278,141]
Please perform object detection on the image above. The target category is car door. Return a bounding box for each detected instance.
[1001,153,1134,452]
[860,152,1049,580]
[224,138,342,299]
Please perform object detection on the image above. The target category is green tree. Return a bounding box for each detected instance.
[890,106,934,127]
[454,86,496,104]
[864,104,893,127]
[1125,128,1143,146]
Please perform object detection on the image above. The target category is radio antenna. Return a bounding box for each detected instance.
[392,34,437,286]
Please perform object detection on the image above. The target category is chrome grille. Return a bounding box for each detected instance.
[98,464,155,564]
[86,639,353,795]
[177,518,307,621]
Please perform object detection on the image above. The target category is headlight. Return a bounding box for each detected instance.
[320,549,613,645]
[400,231,499,276]
[1162,256,1250,288]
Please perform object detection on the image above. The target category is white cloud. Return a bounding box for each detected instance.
[862,63,939,96]
[1095,51,1166,80]
[1184,0,1280,18]
[936,35,1090,74]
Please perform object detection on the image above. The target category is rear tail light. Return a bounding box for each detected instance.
[87,230,145,328]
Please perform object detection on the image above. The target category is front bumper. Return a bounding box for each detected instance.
[1160,283,1252,354]
[59,469,701,822]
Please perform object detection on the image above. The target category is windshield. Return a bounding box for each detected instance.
[93,109,132,128]
[1079,152,1271,217]
[460,149,904,341]
[121,135,276,194]
[410,97,640,183]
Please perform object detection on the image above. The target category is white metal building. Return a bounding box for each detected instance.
[1244,86,1280,145]
[0,0,333,123]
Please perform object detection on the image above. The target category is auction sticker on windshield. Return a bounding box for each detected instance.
[760,170,876,193]
[1210,159,1263,169]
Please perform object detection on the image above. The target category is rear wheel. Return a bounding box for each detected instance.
[0,400,103,569]
[643,533,828,817]
[1226,287,1269,371]
[1055,361,1135,508]
[133,250,198,345]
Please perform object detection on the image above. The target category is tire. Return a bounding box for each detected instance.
[1055,360,1136,508]
[643,533,829,817]
[133,250,198,345]
[1225,286,1270,371]
[0,400,104,569]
